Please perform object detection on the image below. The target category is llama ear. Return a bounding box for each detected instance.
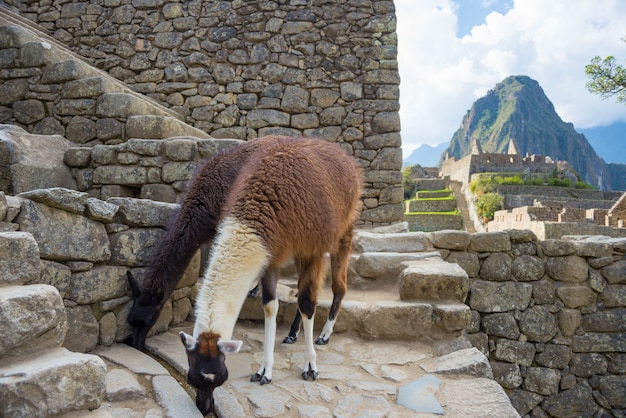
[180,331,197,351]
[217,339,243,354]
[127,271,141,298]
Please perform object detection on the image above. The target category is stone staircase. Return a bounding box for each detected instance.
[241,223,472,344]
[404,178,464,232]
[0,231,107,417]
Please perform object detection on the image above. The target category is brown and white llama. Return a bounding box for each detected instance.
[126,137,281,350]
[180,136,363,415]
[126,136,351,350]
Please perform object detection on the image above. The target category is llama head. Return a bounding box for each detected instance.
[125,271,164,350]
[180,331,242,415]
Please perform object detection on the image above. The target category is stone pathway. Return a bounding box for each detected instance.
[62,321,520,418]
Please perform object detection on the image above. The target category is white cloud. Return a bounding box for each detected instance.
[396,0,626,155]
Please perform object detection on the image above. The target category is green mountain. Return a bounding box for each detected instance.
[442,75,626,191]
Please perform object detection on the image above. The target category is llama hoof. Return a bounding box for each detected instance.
[302,370,318,381]
[315,336,329,345]
[250,373,263,382]
[282,335,297,344]
[260,375,271,385]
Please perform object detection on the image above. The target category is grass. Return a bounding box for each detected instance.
[405,210,460,215]
[406,195,455,202]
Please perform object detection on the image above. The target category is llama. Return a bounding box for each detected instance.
[126,136,350,350]
[180,136,363,415]
[126,137,280,350]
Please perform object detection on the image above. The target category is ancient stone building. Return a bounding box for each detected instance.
[0,0,404,225]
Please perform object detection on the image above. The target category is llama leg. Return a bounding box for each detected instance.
[316,226,353,345]
[283,258,303,344]
[251,269,278,385]
[296,256,324,380]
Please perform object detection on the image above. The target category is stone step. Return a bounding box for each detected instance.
[0,347,107,417]
[0,284,67,358]
[240,278,472,341]
[353,230,432,253]
[415,178,448,191]
[404,213,464,232]
[415,190,452,199]
[399,259,469,303]
[405,198,458,213]
[0,231,40,285]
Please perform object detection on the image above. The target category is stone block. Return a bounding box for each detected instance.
[0,284,66,358]
[93,165,149,186]
[445,251,480,277]
[494,339,535,366]
[360,301,432,339]
[596,376,626,408]
[469,231,511,252]
[600,260,626,284]
[353,231,431,253]
[599,284,626,307]
[0,125,75,193]
[523,367,560,395]
[542,383,598,418]
[511,255,544,281]
[63,305,99,353]
[107,197,177,227]
[479,252,512,281]
[420,347,493,378]
[399,260,468,302]
[469,280,532,313]
[481,313,520,340]
[356,251,440,280]
[518,305,557,343]
[569,353,608,377]
[68,266,128,304]
[0,231,40,285]
[573,333,626,352]
[432,303,471,332]
[542,239,576,256]
[429,230,471,250]
[38,259,71,297]
[535,344,572,369]
[581,309,626,332]
[109,228,165,267]
[0,348,106,417]
[556,285,596,309]
[490,361,522,389]
[15,200,110,262]
[545,255,588,282]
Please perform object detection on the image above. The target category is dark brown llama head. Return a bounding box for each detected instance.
[125,271,164,351]
[180,331,242,415]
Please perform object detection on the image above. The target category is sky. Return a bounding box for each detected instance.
[395,0,626,157]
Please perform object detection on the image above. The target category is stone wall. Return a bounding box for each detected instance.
[0,188,200,353]
[428,230,626,417]
[0,0,404,224]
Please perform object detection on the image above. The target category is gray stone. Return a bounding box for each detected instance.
[542,239,576,256]
[16,200,110,262]
[490,362,522,389]
[93,165,149,186]
[507,389,542,416]
[107,197,176,227]
[105,369,145,402]
[445,251,480,277]
[469,280,532,313]
[511,255,545,281]
[97,344,169,375]
[479,252,512,281]
[38,259,71,297]
[608,353,626,373]
[600,260,626,284]
[535,344,572,368]
[0,231,40,285]
[99,312,117,346]
[13,99,45,124]
[85,197,119,223]
[494,339,536,366]
[18,187,89,214]
[66,116,96,144]
[523,367,560,395]
[556,286,596,309]
[109,228,164,266]
[360,301,432,339]
[532,278,556,305]
[354,231,432,253]
[469,231,511,252]
[430,230,471,250]
[356,251,439,279]
[600,284,626,307]
[481,313,520,339]
[63,304,99,353]
[545,256,588,282]
[0,126,75,193]
[543,382,598,418]
[68,266,128,304]
[573,333,626,352]
[0,284,66,358]
[519,305,557,343]
[399,260,469,302]
[574,241,613,258]
[334,394,390,418]
[420,347,493,378]
[570,353,608,377]
[0,348,106,417]
[597,375,626,408]
[581,309,626,332]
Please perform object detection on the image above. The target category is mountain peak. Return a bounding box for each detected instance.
[443,75,612,189]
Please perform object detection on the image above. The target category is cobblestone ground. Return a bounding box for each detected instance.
[64,321,519,418]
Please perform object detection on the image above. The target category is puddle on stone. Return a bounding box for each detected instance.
[397,374,444,415]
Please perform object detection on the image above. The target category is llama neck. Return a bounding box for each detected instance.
[193,216,270,340]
